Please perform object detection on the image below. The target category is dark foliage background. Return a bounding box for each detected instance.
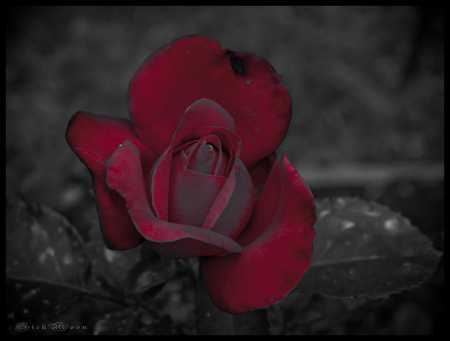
[6,6,444,335]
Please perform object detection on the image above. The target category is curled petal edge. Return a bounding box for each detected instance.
[65,111,158,249]
[150,100,241,222]
[106,140,242,259]
[201,152,316,313]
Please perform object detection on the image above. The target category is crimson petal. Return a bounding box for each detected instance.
[149,99,239,221]
[186,140,217,175]
[106,141,242,259]
[128,35,291,169]
[65,111,157,249]
[168,150,227,228]
[203,160,254,240]
[248,152,277,190]
[201,153,316,313]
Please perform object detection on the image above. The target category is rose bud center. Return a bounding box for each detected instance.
[166,136,233,228]
[184,138,230,177]
[187,141,217,175]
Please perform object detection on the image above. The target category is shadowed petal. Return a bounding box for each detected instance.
[106,141,242,259]
[65,111,157,249]
[203,160,254,240]
[149,99,238,221]
[168,149,227,227]
[248,152,277,191]
[201,153,316,313]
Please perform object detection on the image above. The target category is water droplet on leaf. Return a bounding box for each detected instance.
[363,206,381,217]
[319,209,331,218]
[341,220,355,230]
[334,197,346,209]
[384,218,399,234]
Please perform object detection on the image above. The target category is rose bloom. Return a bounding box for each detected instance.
[66,35,316,314]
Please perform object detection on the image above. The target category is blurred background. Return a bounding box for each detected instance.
[6,6,444,335]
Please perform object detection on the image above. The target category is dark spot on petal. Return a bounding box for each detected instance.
[231,54,245,75]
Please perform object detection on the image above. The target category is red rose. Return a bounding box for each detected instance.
[66,35,316,313]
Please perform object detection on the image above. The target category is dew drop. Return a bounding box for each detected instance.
[21,288,40,300]
[363,206,381,217]
[31,222,43,235]
[63,254,73,265]
[103,247,117,262]
[384,218,399,234]
[349,269,358,279]
[400,262,413,274]
[39,252,47,263]
[341,220,355,230]
[319,209,331,218]
[362,233,371,242]
[334,197,346,209]
[323,240,334,253]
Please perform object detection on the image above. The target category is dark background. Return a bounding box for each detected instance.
[6,6,444,335]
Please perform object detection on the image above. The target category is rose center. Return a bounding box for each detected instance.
[187,141,218,175]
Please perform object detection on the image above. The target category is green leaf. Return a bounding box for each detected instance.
[297,197,442,299]
[6,278,83,326]
[93,307,182,335]
[85,222,142,295]
[124,253,177,299]
[6,194,90,327]
[6,195,89,283]
[135,310,180,335]
[93,307,138,335]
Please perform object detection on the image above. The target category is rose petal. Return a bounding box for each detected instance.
[201,153,316,313]
[169,149,227,227]
[186,127,240,176]
[65,111,157,249]
[128,35,291,168]
[106,141,242,259]
[187,140,217,175]
[149,103,240,222]
[173,98,236,147]
[175,135,227,176]
[203,160,254,240]
[248,152,277,191]
[148,146,172,221]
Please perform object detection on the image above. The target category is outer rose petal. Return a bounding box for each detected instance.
[106,141,242,259]
[65,111,158,249]
[201,153,316,314]
[128,35,291,169]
